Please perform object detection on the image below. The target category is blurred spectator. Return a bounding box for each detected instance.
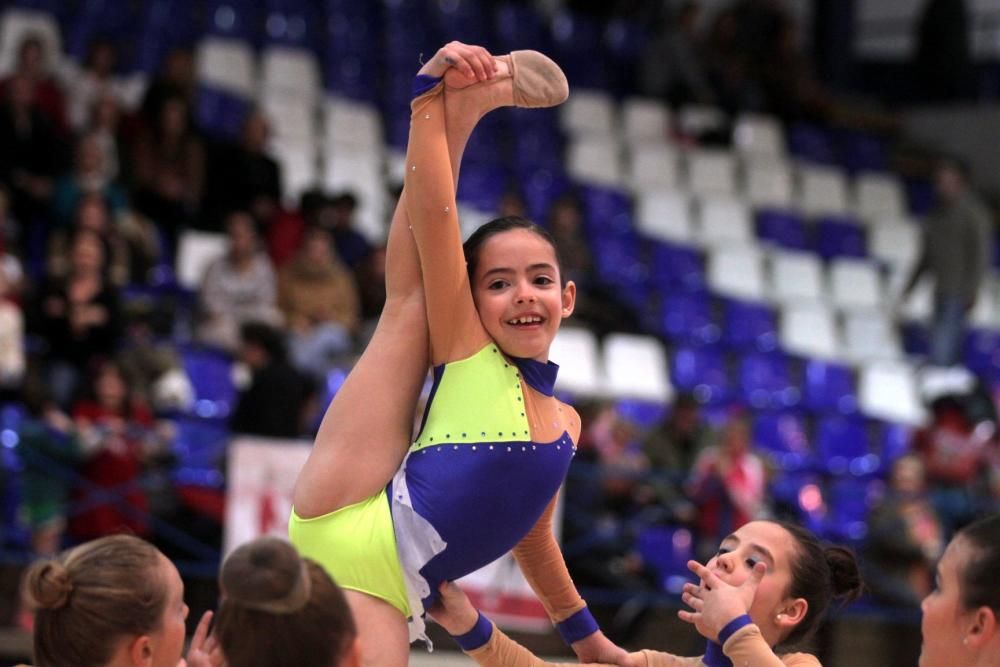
[497,189,528,218]
[864,455,944,608]
[914,396,994,535]
[17,374,83,556]
[139,48,196,125]
[131,93,205,248]
[63,38,131,131]
[322,191,372,269]
[0,268,25,397]
[230,321,315,439]
[51,132,128,225]
[83,92,127,184]
[356,243,387,335]
[46,193,138,287]
[640,1,715,107]
[546,193,638,336]
[277,225,360,378]
[0,33,68,134]
[0,74,64,224]
[33,227,122,406]
[197,211,282,351]
[69,360,170,540]
[686,408,767,560]
[0,186,24,297]
[118,307,193,414]
[901,158,992,368]
[640,393,711,521]
[587,403,649,516]
[204,109,283,229]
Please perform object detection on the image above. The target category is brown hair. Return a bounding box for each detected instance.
[956,513,1000,614]
[22,535,169,667]
[215,538,356,667]
[776,520,863,647]
[462,215,566,284]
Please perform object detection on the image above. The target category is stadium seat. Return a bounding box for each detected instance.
[685,148,737,197]
[566,135,623,187]
[603,333,674,403]
[635,190,693,243]
[695,196,754,247]
[707,244,767,301]
[815,216,866,260]
[621,96,671,145]
[175,230,227,290]
[649,241,706,290]
[261,94,317,144]
[560,88,617,136]
[756,209,808,251]
[824,477,880,543]
[802,359,858,415]
[670,345,731,405]
[551,327,602,398]
[780,302,839,359]
[636,525,695,593]
[178,345,236,420]
[0,7,62,77]
[659,291,719,345]
[195,37,255,97]
[815,415,876,476]
[732,112,785,158]
[769,250,825,305]
[259,46,321,102]
[626,143,681,193]
[677,104,727,138]
[857,361,926,425]
[869,220,921,273]
[828,258,884,310]
[853,172,906,223]
[797,164,849,217]
[322,147,386,242]
[752,411,811,470]
[719,298,778,352]
[743,157,794,209]
[273,139,320,206]
[738,352,800,411]
[842,310,903,364]
[788,122,838,165]
[324,96,384,150]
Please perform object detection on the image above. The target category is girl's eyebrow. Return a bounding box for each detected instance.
[482,263,556,279]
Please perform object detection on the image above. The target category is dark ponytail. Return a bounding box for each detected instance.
[776,521,864,647]
[956,513,1000,615]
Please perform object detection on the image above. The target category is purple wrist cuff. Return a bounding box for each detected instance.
[412,74,442,98]
[556,606,600,644]
[718,614,753,645]
[453,612,493,651]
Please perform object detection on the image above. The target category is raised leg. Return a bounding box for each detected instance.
[344,590,410,667]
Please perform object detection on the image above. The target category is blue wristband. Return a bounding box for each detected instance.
[452,612,494,651]
[718,614,754,645]
[412,74,442,98]
[555,607,600,645]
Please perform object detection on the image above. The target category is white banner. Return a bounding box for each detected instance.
[224,437,555,632]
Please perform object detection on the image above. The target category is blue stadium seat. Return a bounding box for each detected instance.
[670,346,731,406]
[788,122,838,165]
[838,129,888,174]
[550,11,609,89]
[769,470,825,532]
[66,0,142,64]
[901,322,929,357]
[195,85,250,140]
[815,416,878,476]
[204,0,261,42]
[494,2,551,53]
[756,209,808,251]
[636,525,695,593]
[579,185,634,238]
[659,290,719,345]
[720,299,778,352]
[519,167,571,223]
[614,399,668,430]
[802,358,858,415]
[877,420,913,473]
[171,416,229,488]
[134,0,202,75]
[964,329,1000,377]
[905,177,935,217]
[178,344,236,420]
[649,241,706,291]
[824,477,882,543]
[262,0,321,49]
[739,352,800,411]
[815,216,866,260]
[752,411,811,471]
[456,162,511,214]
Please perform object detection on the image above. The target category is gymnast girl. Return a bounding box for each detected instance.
[289,41,631,667]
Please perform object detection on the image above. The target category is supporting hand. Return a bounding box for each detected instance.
[678,560,765,641]
[571,631,637,667]
[428,581,481,637]
[417,41,498,80]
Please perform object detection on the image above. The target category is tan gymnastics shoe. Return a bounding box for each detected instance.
[443,49,569,115]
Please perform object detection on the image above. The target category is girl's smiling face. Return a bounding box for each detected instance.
[470,228,575,362]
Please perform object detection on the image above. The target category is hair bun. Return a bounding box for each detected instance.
[24,561,73,610]
[824,545,863,603]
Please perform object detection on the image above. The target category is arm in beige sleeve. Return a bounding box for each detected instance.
[404,84,488,365]
[466,621,631,667]
[723,624,821,667]
[511,493,586,623]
